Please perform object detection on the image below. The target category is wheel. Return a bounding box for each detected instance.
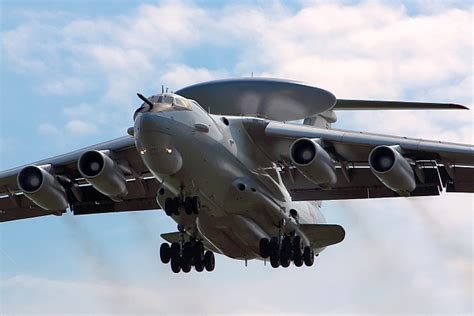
[160,243,171,264]
[184,197,193,215]
[259,238,270,258]
[280,256,290,268]
[292,235,302,260]
[164,198,173,216]
[303,246,314,267]
[270,255,280,268]
[172,197,180,215]
[195,260,204,272]
[269,237,279,258]
[281,236,292,259]
[182,242,193,263]
[191,196,200,214]
[170,257,181,273]
[170,242,181,259]
[181,261,192,273]
[193,241,204,262]
[204,251,215,272]
[293,256,303,267]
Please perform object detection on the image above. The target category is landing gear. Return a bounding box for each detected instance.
[259,234,314,269]
[164,196,200,216]
[160,240,215,273]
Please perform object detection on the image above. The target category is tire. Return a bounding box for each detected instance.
[160,243,171,264]
[303,246,314,267]
[292,236,302,260]
[191,196,200,214]
[181,261,192,273]
[164,198,173,216]
[193,241,204,262]
[170,257,181,273]
[170,242,181,259]
[172,197,180,215]
[280,256,290,268]
[269,237,279,258]
[184,197,193,215]
[259,238,270,258]
[204,251,215,272]
[281,236,292,259]
[195,260,204,272]
[293,256,303,267]
[270,255,280,268]
[182,242,193,263]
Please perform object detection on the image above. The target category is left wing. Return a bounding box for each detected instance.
[244,119,474,201]
[0,136,160,222]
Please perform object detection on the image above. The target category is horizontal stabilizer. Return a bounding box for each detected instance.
[299,224,345,248]
[334,99,468,110]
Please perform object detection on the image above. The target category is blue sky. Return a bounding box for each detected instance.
[1,0,473,314]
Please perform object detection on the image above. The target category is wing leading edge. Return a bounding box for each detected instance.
[0,136,161,222]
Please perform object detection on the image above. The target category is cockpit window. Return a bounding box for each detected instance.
[134,93,192,119]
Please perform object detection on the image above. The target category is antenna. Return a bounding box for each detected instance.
[161,85,164,93]
[137,93,154,108]
[251,72,254,78]
[166,87,169,93]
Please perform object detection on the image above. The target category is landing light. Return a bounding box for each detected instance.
[165,148,173,154]
[140,149,147,155]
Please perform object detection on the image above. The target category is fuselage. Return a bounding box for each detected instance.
[133,93,326,260]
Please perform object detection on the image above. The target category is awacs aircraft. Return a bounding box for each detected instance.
[1,79,473,273]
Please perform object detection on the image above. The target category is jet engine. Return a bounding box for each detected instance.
[368,145,416,195]
[78,150,128,201]
[289,138,337,186]
[17,165,68,211]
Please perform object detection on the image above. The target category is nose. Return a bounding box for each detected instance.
[134,112,158,134]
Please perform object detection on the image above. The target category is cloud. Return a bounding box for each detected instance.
[37,123,60,136]
[66,119,98,134]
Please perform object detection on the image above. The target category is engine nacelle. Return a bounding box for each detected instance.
[78,150,128,201]
[369,145,416,195]
[17,165,68,211]
[289,138,337,186]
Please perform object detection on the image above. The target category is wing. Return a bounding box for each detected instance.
[244,119,473,201]
[0,136,160,222]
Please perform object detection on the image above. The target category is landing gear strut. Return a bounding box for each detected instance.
[164,196,200,216]
[160,240,215,273]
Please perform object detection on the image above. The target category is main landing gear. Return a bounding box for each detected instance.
[164,196,200,216]
[160,240,215,273]
[259,235,314,268]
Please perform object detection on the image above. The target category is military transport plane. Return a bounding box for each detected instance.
[1,78,473,273]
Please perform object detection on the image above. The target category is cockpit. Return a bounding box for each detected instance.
[134,93,193,119]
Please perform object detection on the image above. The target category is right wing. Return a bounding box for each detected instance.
[243,118,474,201]
[0,136,161,222]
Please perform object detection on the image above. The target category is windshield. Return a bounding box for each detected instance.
[134,94,192,119]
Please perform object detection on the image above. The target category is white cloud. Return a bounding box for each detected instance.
[66,119,98,134]
[37,123,60,136]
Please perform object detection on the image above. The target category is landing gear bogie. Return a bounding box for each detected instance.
[164,196,201,216]
[260,235,315,269]
[160,240,214,273]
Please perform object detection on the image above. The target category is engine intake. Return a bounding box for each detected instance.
[369,145,416,195]
[17,165,68,211]
[289,138,337,186]
[78,150,128,201]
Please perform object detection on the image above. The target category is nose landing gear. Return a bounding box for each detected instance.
[160,240,215,273]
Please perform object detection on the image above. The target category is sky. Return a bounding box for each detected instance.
[0,0,473,314]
